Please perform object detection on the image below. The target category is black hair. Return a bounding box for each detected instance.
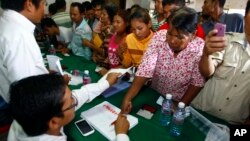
[129,8,151,25]
[245,0,250,16]
[115,9,131,34]
[9,74,66,136]
[168,6,198,34]
[82,1,93,11]
[40,17,58,30]
[91,0,104,8]
[48,3,57,15]
[130,4,141,15]
[55,0,66,10]
[217,0,226,8]
[71,2,84,14]
[103,3,118,23]
[1,0,41,12]
[162,0,185,7]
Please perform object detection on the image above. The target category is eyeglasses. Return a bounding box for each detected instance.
[62,94,78,112]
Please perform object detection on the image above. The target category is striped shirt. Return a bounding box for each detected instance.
[52,11,72,28]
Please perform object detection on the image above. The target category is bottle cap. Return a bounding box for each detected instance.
[178,102,185,108]
[166,94,172,100]
[84,70,89,75]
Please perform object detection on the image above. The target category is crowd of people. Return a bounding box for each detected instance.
[0,0,249,140]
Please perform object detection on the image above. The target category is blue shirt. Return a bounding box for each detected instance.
[202,12,244,35]
[68,19,92,60]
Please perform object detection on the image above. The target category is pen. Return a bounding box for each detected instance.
[110,120,116,126]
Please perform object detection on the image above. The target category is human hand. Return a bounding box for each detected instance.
[203,29,226,56]
[115,114,130,134]
[63,74,71,84]
[121,98,132,114]
[106,72,121,85]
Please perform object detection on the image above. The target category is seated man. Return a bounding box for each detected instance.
[41,17,72,51]
[201,0,244,35]
[192,0,250,125]
[7,73,130,141]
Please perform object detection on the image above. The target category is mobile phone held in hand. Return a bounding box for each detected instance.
[214,23,226,36]
[75,119,95,136]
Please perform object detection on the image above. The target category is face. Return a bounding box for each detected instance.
[166,25,194,53]
[30,0,46,23]
[100,9,110,25]
[86,9,95,20]
[245,13,250,43]
[113,15,126,34]
[154,0,163,14]
[94,5,102,19]
[44,26,55,36]
[60,86,77,126]
[163,4,177,19]
[131,19,151,40]
[202,0,215,17]
[70,6,83,24]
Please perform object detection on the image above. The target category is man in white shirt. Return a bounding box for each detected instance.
[8,73,130,141]
[41,17,72,50]
[0,0,48,126]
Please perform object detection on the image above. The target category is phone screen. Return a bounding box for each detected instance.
[75,119,94,136]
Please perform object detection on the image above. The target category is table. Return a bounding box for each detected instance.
[46,51,229,141]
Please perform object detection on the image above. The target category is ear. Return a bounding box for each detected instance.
[148,21,152,29]
[24,0,34,12]
[47,117,63,131]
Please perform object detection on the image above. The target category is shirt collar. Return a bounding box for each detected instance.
[3,10,35,33]
[230,33,250,56]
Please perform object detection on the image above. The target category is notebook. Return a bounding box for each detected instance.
[81,101,138,141]
[98,67,132,98]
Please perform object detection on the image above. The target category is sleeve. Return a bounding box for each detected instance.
[116,134,130,141]
[191,56,205,87]
[73,79,110,110]
[120,41,132,68]
[135,32,160,78]
[64,27,72,43]
[80,22,92,41]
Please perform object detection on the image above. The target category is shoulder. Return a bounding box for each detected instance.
[225,13,244,21]
[225,32,245,45]
[188,37,205,55]
[152,29,167,42]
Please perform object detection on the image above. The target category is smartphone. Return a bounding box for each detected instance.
[214,23,226,36]
[75,119,95,136]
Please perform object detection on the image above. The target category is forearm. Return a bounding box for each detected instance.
[181,85,203,105]
[124,76,148,101]
[82,39,102,53]
[199,53,215,78]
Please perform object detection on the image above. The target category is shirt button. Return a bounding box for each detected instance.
[226,97,230,100]
[234,84,237,87]
[242,71,245,74]
[219,109,221,111]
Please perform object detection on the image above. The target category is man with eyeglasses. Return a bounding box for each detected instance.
[0,0,48,135]
[8,73,130,141]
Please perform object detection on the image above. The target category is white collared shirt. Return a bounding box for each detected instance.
[0,10,48,103]
[192,33,250,124]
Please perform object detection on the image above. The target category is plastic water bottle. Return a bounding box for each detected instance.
[49,44,56,55]
[169,102,186,136]
[83,70,91,85]
[160,94,173,126]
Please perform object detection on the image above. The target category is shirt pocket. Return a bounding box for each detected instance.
[213,65,235,80]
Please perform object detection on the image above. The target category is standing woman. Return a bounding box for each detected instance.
[121,7,205,113]
[108,10,130,69]
[119,8,154,68]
